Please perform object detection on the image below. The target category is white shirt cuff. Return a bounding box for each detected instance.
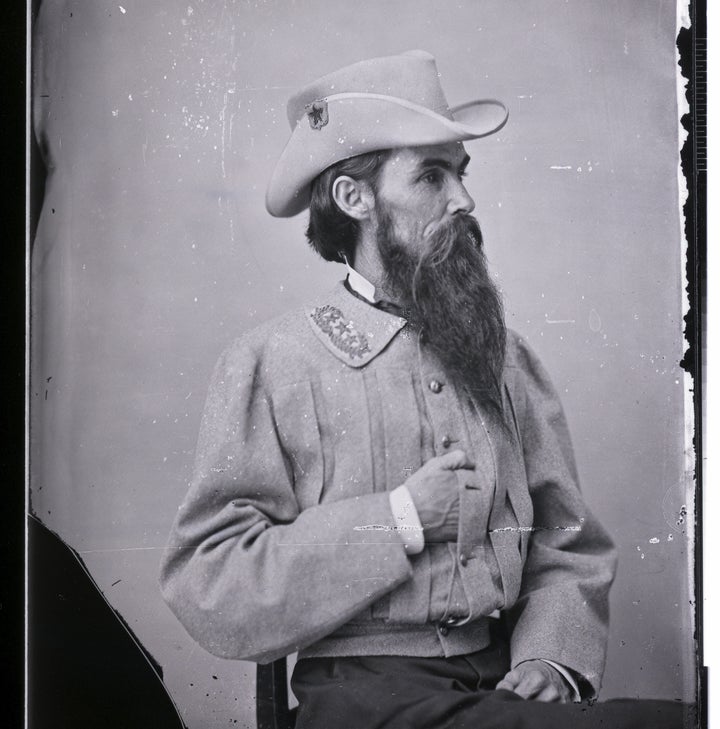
[539,659,582,702]
[388,485,425,555]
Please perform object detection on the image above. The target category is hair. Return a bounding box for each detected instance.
[305,150,389,263]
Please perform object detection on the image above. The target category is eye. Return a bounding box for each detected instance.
[420,170,441,185]
[458,168,469,180]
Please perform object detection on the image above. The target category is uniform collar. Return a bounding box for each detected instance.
[304,281,408,368]
[344,260,378,303]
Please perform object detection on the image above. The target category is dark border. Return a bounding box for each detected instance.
[2,1,28,726]
[677,0,707,725]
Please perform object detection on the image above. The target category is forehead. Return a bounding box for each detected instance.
[383,142,469,173]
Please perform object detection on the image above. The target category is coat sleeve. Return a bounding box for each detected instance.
[504,335,618,697]
[159,339,413,664]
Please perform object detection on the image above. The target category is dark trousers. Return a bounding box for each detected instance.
[291,651,692,729]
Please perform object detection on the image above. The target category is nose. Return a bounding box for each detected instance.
[447,179,475,216]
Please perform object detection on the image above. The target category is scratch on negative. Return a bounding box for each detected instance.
[78,547,162,554]
[354,524,423,533]
[490,525,582,533]
[220,92,229,178]
[351,577,387,582]
[240,85,297,91]
[549,165,573,170]
[544,318,576,324]
[353,524,581,534]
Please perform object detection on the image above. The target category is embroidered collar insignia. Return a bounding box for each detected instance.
[310,305,370,359]
[306,99,329,130]
[305,282,408,367]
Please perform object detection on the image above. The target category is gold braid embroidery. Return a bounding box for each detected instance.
[310,305,371,359]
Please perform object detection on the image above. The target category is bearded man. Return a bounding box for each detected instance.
[160,51,689,728]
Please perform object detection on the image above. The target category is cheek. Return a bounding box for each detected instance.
[411,195,447,238]
[399,214,430,244]
[422,219,442,239]
[385,193,444,241]
[420,205,448,239]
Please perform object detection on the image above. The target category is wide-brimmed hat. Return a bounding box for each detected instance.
[266,50,508,218]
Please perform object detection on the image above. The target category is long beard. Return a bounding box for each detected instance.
[377,207,507,416]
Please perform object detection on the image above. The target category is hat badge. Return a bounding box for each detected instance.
[305,99,329,130]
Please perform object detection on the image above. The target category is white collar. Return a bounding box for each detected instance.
[344,259,378,303]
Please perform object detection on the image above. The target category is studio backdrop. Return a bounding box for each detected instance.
[31,1,695,727]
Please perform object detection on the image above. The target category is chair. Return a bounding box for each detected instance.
[256,659,297,729]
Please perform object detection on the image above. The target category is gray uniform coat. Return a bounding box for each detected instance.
[160,282,617,696]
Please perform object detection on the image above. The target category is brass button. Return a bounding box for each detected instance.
[459,553,468,567]
[438,623,449,636]
[429,379,442,393]
[441,435,452,449]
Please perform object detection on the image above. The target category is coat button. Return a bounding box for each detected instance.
[438,623,449,636]
[429,379,442,393]
[459,553,468,567]
[441,435,452,449]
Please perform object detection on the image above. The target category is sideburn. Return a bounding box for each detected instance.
[378,210,507,417]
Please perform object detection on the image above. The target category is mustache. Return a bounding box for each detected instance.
[408,214,485,305]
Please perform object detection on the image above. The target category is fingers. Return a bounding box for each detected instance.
[435,449,475,471]
[511,670,547,700]
[495,678,517,693]
[495,668,521,693]
[534,684,565,703]
[495,664,570,703]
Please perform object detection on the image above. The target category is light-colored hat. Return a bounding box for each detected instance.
[266,50,508,218]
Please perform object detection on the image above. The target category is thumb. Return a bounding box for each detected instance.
[435,449,474,471]
[496,669,521,692]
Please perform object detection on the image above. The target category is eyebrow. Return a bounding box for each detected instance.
[417,154,471,174]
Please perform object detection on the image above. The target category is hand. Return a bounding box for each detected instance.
[495,660,573,703]
[403,450,475,543]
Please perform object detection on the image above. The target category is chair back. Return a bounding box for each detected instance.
[256,659,296,729]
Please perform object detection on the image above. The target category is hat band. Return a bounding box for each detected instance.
[297,91,453,127]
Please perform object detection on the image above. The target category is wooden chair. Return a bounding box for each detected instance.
[256,659,297,729]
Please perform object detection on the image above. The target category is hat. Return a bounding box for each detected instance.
[266,50,508,218]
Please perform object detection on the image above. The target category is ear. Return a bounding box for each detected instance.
[332,176,374,221]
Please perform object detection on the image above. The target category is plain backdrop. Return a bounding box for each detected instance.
[31,1,695,727]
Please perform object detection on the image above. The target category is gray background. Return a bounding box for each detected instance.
[31,1,695,727]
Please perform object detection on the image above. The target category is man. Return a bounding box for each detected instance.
[160,51,689,728]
